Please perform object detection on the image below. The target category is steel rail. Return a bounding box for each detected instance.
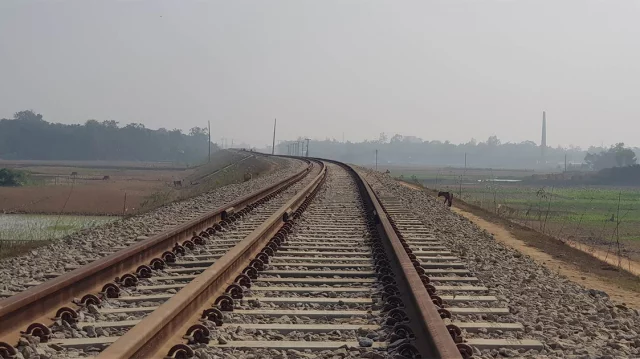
[341,161,463,358]
[96,161,327,358]
[0,159,313,347]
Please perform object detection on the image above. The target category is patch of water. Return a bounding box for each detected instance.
[0,214,117,241]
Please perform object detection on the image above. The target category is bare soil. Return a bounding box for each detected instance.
[398,180,640,308]
[0,152,274,215]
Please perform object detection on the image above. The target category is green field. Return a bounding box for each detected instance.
[385,165,640,260]
[0,214,117,241]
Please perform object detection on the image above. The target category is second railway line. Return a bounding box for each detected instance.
[2,154,634,359]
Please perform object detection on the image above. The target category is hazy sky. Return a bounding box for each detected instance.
[1,1,639,148]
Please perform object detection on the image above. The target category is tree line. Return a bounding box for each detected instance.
[584,143,637,171]
[278,134,640,170]
[0,111,216,163]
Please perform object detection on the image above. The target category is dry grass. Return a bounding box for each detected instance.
[0,152,275,216]
[0,167,190,215]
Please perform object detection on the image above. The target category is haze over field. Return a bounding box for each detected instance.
[1,1,639,148]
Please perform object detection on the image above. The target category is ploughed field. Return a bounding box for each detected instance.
[0,151,273,216]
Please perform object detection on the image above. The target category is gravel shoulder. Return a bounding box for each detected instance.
[397,181,640,309]
[0,156,305,297]
[450,207,640,309]
[361,169,640,358]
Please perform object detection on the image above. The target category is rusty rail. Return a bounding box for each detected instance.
[348,164,463,358]
[0,159,313,346]
[96,161,327,358]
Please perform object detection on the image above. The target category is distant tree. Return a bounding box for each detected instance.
[0,111,218,162]
[276,134,589,169]
[486,135,501,147]
[102,120,119,128]
[13,110,43,122]
[189,127,208,137]
[584,143,637,170]
[0,168,29,186]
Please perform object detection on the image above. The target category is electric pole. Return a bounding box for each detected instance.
[305,138,310,157]
[271,119,276,155]
[375,149,378,171]
[463,152,467,196]
[208,121,211,163]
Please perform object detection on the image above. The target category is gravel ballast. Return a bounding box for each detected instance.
[360,169,640,359]
[0,157,305,298]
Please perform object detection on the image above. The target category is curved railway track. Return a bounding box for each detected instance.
[0,159,317,356]
[0,156,543,359]
[364,174,546,357]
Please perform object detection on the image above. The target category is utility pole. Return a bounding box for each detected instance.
[208,121,211,163]
[271,119,277,155]
[464,153,467,172]
[375,149,378,171]
[305,138,310,157]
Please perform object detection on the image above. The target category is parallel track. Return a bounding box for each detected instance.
[0,159,317,357]
[0,156,540,359]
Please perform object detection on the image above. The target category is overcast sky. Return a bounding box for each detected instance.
[1,1,639,148]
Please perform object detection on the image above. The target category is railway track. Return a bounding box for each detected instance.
[0,156,541,359]
[364,174,546,357]
[0,159,318,358]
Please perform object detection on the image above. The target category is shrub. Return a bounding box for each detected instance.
[0,168,29,186]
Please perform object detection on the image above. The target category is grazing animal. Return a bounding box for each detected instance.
[438,191,453,207]
[102,175,110,180]
[173,180,182,187]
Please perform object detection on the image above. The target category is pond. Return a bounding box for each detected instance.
[0,214,118,241]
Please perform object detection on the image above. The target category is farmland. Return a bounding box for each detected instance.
[0,150,278,258]
[0,214,116,241]
[0,150,272,215]
[380,164,640,263]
